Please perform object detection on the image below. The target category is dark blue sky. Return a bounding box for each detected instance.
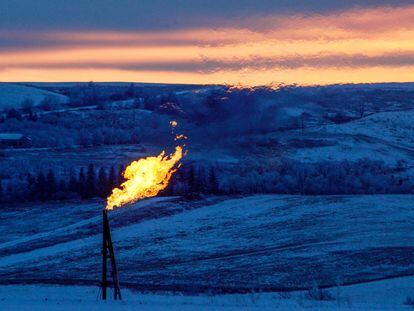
[1,0,411,30]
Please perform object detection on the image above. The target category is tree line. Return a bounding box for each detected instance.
[0,163,220,203]
[25,164,124,202]
[0,159,412,204]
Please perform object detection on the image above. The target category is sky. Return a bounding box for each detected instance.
[1,0,414,85]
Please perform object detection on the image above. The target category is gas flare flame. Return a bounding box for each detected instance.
[106,146,183,210]
[106,121,186,210]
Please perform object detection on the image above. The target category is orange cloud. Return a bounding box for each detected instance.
[1,5,414,85]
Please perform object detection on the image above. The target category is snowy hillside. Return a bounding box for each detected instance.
[1,195,413,292]
[277,109,414,165]
[0,82,414,309]
[285,129,414,165]
[0,83,68,109]
[320,109,414,149]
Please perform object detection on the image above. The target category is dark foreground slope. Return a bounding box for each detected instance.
[0,195,413,292]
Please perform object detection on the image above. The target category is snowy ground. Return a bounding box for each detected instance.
[1,195,413,291]
[1,275,414,310]
[284,109,414,164]
[0,83,68,109]
[288,131,414,164]
[320,109,414,149]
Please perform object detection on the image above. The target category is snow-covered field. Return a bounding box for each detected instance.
[1,82,414,309]
[1,275,414,310]
[1,195,413,292]
[0,83,68,109]
[288,131,413,164]
[320,109,414,149]
[285,109,414,164]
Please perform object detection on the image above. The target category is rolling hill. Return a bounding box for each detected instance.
[0,83,68,109]
[1,195,413,292]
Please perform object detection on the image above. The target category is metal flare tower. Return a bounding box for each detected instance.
[102,209,122,300]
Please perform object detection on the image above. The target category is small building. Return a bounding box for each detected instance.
[0,133,31,148]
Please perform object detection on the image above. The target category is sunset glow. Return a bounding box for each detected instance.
[1,4,414,85]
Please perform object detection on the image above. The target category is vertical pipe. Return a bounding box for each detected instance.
[102,209,107,300]
[106,216,122,300]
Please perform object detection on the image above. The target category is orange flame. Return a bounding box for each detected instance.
[106,145,183,210]
[175,134,187,141]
